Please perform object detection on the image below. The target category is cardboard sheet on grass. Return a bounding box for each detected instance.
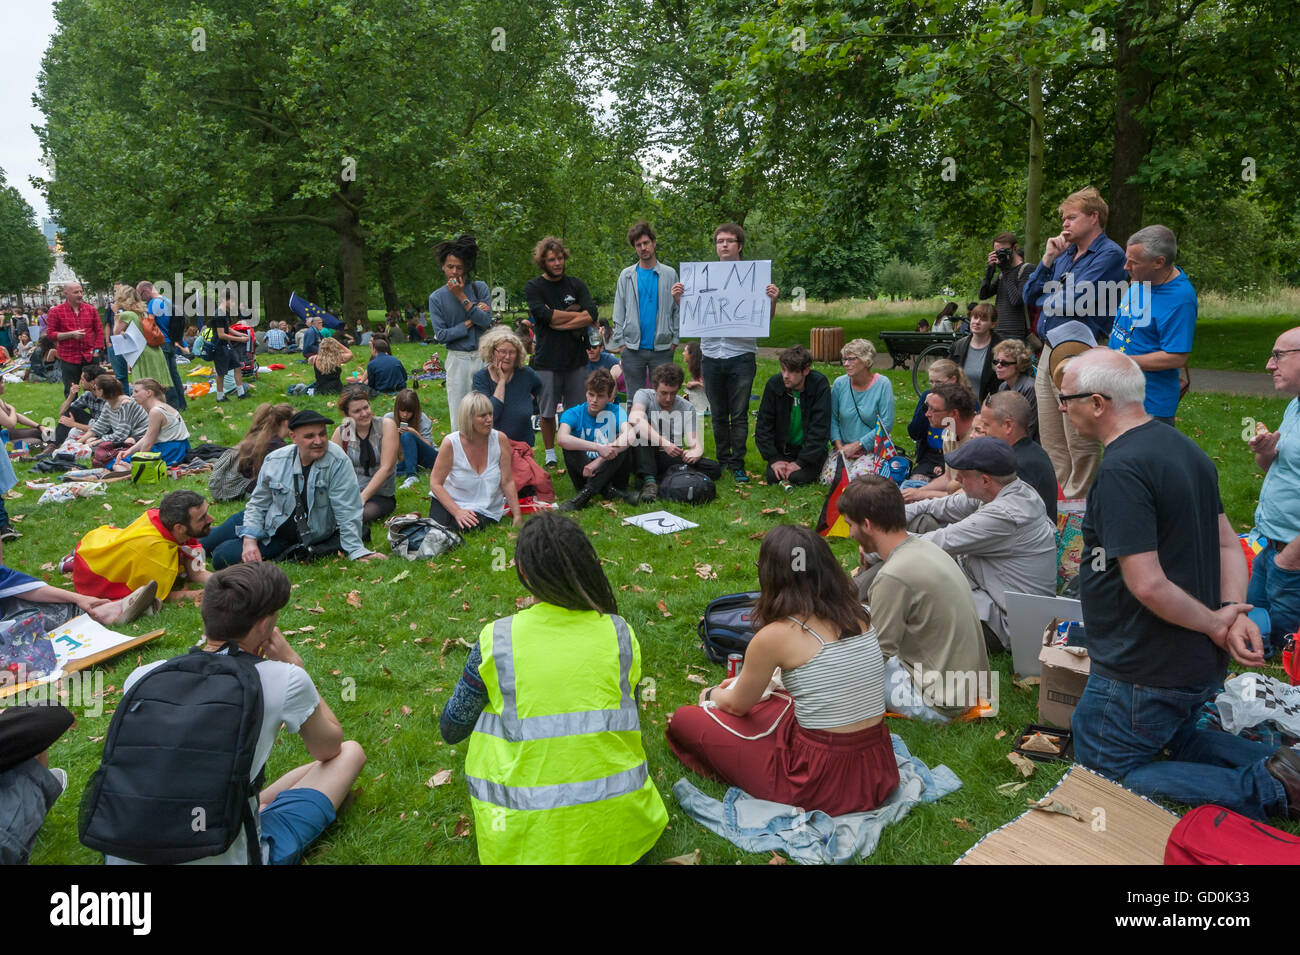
[623,510,698,535]
[0,614,164,698]
[956,766,1178,865]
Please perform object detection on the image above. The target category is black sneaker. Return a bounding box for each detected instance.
[0,525,22,542]
[559,486,596,512]
[606,487,640,505]
[639,480,658,504]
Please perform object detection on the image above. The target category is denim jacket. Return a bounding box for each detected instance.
[238,442,371,559]
[611,262,679,352]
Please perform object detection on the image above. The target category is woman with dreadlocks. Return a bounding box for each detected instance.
[438,511,668,863]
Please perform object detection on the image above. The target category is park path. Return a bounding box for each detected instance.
[756,347,1278,397]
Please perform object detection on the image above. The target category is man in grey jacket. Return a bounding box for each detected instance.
[611,221,679,395]
[904,436,1058,653]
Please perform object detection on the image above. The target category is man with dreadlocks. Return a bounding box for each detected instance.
[439,512,667,864]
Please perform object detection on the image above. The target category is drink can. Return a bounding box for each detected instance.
[726,653,743,679]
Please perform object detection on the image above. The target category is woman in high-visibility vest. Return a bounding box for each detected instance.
[667,524,900,815]
[439,512,667,864]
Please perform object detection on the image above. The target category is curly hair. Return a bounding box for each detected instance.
[477,325,527,367]
[992,338,1034,376]
[313,336,350,375]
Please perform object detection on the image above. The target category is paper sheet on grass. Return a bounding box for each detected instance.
[623,510,699,535]
[0,615,164,697]
[110,321,146,369]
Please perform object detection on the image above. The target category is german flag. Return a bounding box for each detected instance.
[815,455,850,538]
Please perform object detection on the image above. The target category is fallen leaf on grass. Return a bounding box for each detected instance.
[131,498,155,505]
[307,603,325,614]
[298,625,316,633]
[664,849,700,865]
[461,600,471,611]
[994,730,1006,740]
[452,814,472,838]
[401,705,413,716]
[658,599,672,617]
[760,507,787,515]
[952,817,972,831]
[1027,797,1086,822]
[1007,752,1037,777]
[685,674,708,685]
[9,515,21,522]
[634,562,653,574]
[39,562,54,572]
[103,503,112,510]
[426,769,453,788]
[1012,675,1040,690]
[409,622,418,631]
[346,590,363,608]
[694,563,717,580]
[390,569,410,583]
[747,532,765,540]
[996,781,1028,797]
[767,852,788,865]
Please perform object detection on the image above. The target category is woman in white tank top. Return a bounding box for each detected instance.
[667,525,900,815]
[428,392,521,532]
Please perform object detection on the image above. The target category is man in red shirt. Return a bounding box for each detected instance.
[44,282,105,395]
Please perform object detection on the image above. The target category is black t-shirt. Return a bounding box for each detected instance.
[1013,436,1057,523]
[525,274,597,372]
[1080,420,1227,688]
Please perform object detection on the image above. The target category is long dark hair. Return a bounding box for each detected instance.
[393,388,422,425]
[753,525,869,638]
[434,234,479,272]
[514,512,617,615]
[237,402,293,477]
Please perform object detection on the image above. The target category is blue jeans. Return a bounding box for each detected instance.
[702,353,756,472]
[1071,673,1286,820]
[397,430,438,478]
[200,511,298,570]
[900,478,929,490]
[1247,541,1300,655]
[107,349,130,390]
[162,343,187,411]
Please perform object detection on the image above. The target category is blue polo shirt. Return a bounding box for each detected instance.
[366,353,408,393]
[1108,270,1197,418]
[636,267,658,351]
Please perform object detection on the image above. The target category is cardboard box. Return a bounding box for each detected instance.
[1038,621,1090,728]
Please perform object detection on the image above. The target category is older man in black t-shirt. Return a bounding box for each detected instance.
[1064,348,1300,821]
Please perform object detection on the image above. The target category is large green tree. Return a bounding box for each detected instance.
[0,170,54,297]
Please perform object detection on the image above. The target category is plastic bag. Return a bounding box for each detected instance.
[37,482,107,505]
[1215,672,1300,737]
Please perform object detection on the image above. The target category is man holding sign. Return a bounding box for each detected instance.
[672,223,778,483]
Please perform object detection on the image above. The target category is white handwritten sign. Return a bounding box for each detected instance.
[622,510,699,535]
[678,260,772,338]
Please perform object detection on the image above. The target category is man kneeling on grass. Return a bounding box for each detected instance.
[628,361,722,502]
[557,368,640,511]
[104,563,366,865]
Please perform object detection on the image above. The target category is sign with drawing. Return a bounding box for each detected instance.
[623,511,699,535]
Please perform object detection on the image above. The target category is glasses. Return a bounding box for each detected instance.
[1270,349,1300,362]
[1057,392,1111,406]
[991,359,1016,367]
[841,356,859,363]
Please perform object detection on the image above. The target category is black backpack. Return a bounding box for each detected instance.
[659,464,717,505]
[79,644,266,865]
[698,591,762,664]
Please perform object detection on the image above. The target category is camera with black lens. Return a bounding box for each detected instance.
[995,247,1013,266]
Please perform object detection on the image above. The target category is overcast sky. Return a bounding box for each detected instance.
[1,0,57,223]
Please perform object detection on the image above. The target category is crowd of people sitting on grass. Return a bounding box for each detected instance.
[2,192,1299,866]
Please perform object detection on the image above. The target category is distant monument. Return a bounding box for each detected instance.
[45,237,80,305]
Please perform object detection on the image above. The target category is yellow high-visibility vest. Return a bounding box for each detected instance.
[465,603,667,864]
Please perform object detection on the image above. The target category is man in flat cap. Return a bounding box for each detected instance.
[200,409,386,567]
[901,436,1058,653]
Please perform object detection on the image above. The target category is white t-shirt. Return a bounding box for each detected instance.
[106,655,321,865]
[631,389,698,448]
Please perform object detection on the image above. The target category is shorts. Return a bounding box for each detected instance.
[260,788,336,865]
[213,342,239,376]
[536,366,587,419]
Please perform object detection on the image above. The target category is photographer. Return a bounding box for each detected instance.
[978,232,1033,342]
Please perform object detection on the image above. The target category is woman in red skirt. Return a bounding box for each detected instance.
[667,525,900,815]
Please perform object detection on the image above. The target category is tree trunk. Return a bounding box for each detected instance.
[1024,0,1045,261]
[377,248,400,313]
[1108,0,1158,246]
[336,197,367,328]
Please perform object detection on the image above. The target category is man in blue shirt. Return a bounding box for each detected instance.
[301,317,323,361]
[1023,187,1127,498]
[364,337,407,394]
[611,222,678,397]
[556,368,639,510]
[136,281,187,411]
[1247,326,1300,656]
[1109,225,1197,425]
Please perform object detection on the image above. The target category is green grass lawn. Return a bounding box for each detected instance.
[11,342,1296,864]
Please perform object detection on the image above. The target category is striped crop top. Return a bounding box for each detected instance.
[778,616,887,730]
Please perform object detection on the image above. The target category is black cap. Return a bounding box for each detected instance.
[944,437,1017,476]
[288,409,334,430]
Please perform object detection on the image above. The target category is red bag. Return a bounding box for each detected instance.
[1165,805,1300,865]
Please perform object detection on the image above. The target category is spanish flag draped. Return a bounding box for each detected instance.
[815,455,850,538]
[73,509,192,600]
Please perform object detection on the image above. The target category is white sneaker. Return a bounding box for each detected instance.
[400,476,419,490]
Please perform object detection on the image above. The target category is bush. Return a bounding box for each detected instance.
[878,257,934,300]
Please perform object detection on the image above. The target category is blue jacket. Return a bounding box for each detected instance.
[1022,231,1127,341]
[239,442,371,559]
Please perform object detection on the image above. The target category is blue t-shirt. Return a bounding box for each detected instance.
[559,402,628,459]
[146,296,173,345]
[587,350,619,375]
[636,267,658,351]
[1108,270,1197,418]
[1255,398,1300,543]
[367,353,408,393]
